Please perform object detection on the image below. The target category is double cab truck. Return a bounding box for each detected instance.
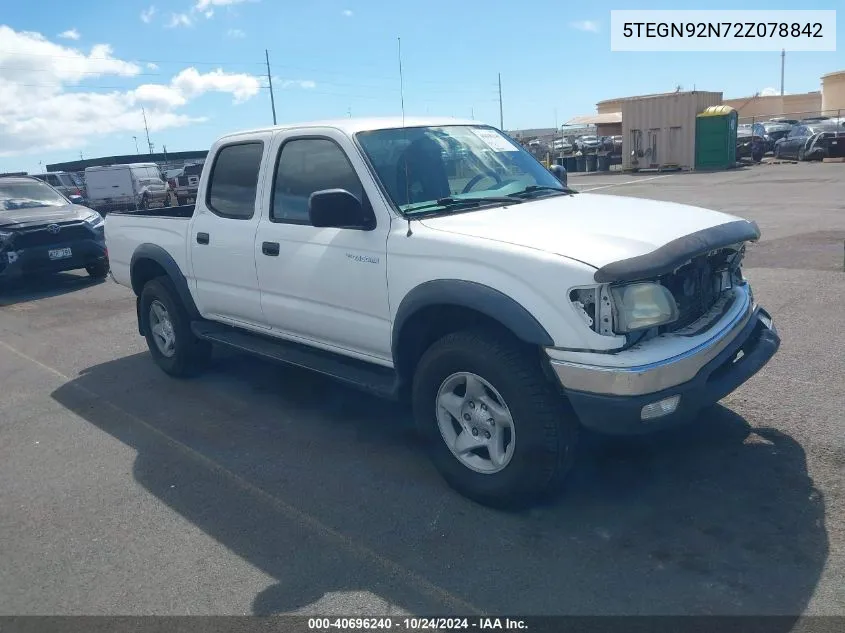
[105,117,780,507]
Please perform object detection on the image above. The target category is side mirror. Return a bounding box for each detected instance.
[308,189,373,230]
[549,164,568,187]
[68,194,84,205]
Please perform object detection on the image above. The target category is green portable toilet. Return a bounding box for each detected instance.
[695,105,738,170]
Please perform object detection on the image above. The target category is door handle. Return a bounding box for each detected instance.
[262,241,280,256]
[196,232,209,245]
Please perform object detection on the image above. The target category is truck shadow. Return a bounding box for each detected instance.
[0,271,104,306]
[51,351,827,619]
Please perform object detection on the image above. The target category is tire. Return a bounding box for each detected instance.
[139,276,211,378]
[412,328,577,508]
[177,196,187,206]
[85,260,109,279]
[140,194,149,210]
[774,145,781,159]
[798,146,806,161]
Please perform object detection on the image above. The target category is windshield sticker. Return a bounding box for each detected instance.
[471,128,520,152]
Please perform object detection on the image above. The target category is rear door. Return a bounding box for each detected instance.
[86,168,133,203]
[187,140,269,328]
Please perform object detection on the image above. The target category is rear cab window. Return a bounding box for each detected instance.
[206,142,264,219]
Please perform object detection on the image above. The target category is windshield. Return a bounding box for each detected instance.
[0,179,69,211]
[355,125,566,215]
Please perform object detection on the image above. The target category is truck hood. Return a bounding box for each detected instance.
[0,204,95,229]
[418,193,749,271]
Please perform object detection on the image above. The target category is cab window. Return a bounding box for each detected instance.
[271,138,364,224]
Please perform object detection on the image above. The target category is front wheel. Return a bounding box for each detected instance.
[140,277,211,377]
[412,328,577,508]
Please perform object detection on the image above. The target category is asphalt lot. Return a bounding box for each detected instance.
[1,163,843,617]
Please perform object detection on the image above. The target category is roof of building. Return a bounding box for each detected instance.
[597,90,721,105]
[47,149,208,173]
[564,112,622,126]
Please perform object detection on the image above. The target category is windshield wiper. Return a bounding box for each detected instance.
[507,185,577,199]
[404,196,521,215]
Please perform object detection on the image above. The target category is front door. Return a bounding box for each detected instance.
[188,141,268,328]
[254,131,392,363]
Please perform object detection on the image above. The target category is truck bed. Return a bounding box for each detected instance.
[105,205,194,290]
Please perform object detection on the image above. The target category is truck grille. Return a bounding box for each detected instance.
[10,223,90,248]
[659,249,734,333]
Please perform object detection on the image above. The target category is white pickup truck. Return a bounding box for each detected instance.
[105,117,780,507]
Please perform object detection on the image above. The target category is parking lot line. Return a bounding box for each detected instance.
[577,174,673,192]
[0,338,485,617]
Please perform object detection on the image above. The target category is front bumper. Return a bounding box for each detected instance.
[550,307,780,435]
[0,238,107,280]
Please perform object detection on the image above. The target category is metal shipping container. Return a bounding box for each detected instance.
[622,91,723,171]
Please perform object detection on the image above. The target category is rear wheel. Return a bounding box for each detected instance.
[176,196,187,206]
[139,194,149,210]
[798,146,806,161]
[412,328,577,508]
[140,277,211,377]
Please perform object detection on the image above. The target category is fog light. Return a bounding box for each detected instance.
[640,395,681,421]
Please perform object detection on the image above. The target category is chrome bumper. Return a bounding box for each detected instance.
[548,287,756,397]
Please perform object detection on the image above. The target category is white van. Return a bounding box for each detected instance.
[84,163,170,213]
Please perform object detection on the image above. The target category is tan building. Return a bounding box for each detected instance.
[821,70,845,115]
[722,91,822,122]
[620,91,723,170]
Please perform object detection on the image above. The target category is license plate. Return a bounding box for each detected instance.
[48,247,72,260]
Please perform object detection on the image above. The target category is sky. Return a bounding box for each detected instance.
[0,0,842,173]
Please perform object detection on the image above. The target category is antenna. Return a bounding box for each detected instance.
[398,37,406,126]
[141,107,153,155]
[266,49,277,125]
[498,73,504,130]
[398,36,412,237]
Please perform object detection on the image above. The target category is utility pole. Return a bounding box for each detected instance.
[498,73,504,130]
[780,49,785,96]
[133,136,139,154]
[266,49,277,125]
[141,107,153,155]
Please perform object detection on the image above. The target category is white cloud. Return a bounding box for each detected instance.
[195,0,252,9]
[227,29,246,38]
[570,20,600,33]
[58,28,81,40]
[279,79,316,89]
[342,9,353,17]
[759,87,784,97]
[166,13,193,28]
[140,6,157,23]
[0,26,261,158]
[147,62,159,70]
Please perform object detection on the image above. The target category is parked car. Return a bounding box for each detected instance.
[575,135,601,152]
[552,137,573,153]
[32,172,86,201]
[759,121,794,152]
[774,122,843,160]
[171,163,203,205]
[0,175,108,284]
[105,117,779,507]
[736,124,766,162]
[84,163,170,214]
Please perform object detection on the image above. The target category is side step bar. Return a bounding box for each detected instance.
[191,321,402,400]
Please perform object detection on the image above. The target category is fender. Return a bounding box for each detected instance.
[130,243,201,335]
[391,279,554,364]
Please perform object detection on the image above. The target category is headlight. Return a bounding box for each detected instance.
[84,212,104,229]
[610,282,678,333]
